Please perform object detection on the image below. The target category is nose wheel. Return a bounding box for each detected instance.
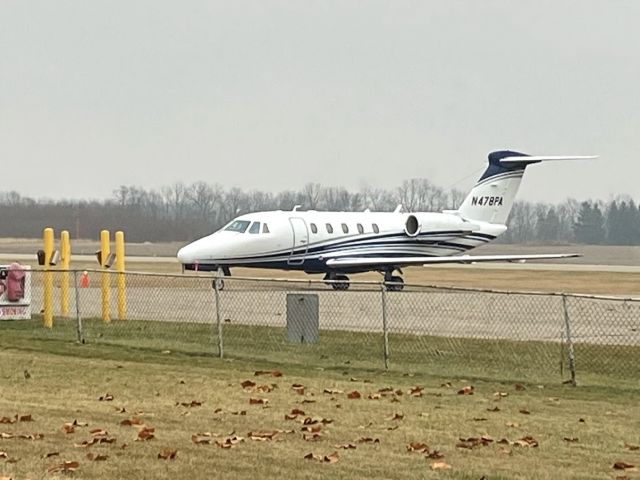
[211,266,231,291]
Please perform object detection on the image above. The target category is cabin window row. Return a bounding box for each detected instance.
[310,223,379,235]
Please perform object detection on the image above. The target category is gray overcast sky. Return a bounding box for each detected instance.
[1,1,638,204]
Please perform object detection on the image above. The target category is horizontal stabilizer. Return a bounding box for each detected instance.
[499,155,597,166]
[326,253,581,268]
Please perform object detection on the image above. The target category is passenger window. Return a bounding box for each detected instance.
[326,223,333,234]
[249,222,261,234]
[262,223,270,234]
[372,223,379,234]
[310,223,318,234]
[357,223,364,234]
[341,223,349,234]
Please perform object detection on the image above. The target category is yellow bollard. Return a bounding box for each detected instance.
[43,227,54,328]
[60,230,70,316]
[100,230,111,322]
[115,231,126,320]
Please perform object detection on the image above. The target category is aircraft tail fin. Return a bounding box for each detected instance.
[457,150,595,224]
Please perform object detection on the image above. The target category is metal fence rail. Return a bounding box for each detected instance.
[3,269,640,386]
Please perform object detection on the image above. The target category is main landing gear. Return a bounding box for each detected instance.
[323,271,405,291]
[383,270,405,291]
[324,272,350,291]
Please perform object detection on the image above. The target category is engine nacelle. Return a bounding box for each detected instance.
[404,213,481,238]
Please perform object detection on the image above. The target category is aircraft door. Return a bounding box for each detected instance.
[288,217,309,265]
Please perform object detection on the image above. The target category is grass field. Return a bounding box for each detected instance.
[1,319,639,479]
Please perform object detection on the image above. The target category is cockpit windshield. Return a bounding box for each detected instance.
[224,220,251,233]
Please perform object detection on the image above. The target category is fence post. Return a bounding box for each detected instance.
[213,277,223,358]
[381,283,389,370]
[73,271,84,344]
[562,295,577,386]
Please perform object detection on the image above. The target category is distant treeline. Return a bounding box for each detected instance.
[0,181,637,245]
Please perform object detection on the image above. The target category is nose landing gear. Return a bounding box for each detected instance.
[211,266,231,291]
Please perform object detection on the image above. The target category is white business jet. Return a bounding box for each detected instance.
[177,150,594,290]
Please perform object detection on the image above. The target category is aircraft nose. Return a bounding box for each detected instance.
[177,244,196,264]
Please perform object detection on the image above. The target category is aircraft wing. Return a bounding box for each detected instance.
[325,253,580,268]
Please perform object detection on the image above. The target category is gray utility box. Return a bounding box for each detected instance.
[286,294,319,343]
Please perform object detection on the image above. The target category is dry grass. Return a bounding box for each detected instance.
[0,344,639,479]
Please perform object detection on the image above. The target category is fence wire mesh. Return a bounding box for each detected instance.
[3,269,639,386]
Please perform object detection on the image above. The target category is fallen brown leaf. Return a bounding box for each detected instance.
[334,443,356,450]
[249,398,268,405]
[120,417,143,426]
[456,436,494,449]
[18,433,44,440]
[563,437,579,443]
[357,437,380,444]
[513,436,539,448]
[47,460,80,473]
[292,384,305,395]
[86,452,108,461]
[191,433,216,444]
[409,386,424,397]
[301,425,322,433]
[248,431,278,441]
[426,450,445,459]
[62,424,75,434]
[347,391,361,399]
[215,436,244,449]
[324,451,339,464]
[18,414,33,422]
[240,380,256,389]
[514,384,526,391]
[137,427,155,441]
[407,442,429,453]
[323,388,343,395]
[624,442,639,451]
[158,448,177,460]
[254,370,282,377]
[457,386,474,395]
[98,393,114,401]
[613,461,635,470]
[430,461,451,470]
[519,408,531,415]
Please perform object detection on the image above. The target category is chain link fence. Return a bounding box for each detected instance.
[2,268,639,386]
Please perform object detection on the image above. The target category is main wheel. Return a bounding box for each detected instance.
[385,275,404,291]
[331,274,350,291]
